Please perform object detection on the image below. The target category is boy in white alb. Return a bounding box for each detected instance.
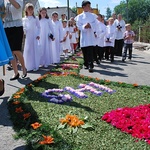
[104,17,116,62]
[75,1,97,72]
[94,14,106,62]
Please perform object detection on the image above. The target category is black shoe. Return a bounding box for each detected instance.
[111,59,114,62]
[7,65,13,71]
[21,73,27,78]
[21,69,27,78]
[96,60,100,64]
[10,73,20,81]
[89,67,93,73]
[0,79,5,96]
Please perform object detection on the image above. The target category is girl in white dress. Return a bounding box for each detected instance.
[61,20,70,59]
[39,7,54,67]
[68,20,76,54]
[51,12,63,63]
[23,3,40,71]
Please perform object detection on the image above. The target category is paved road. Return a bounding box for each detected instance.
[0,47,150,149]
[81,48,150,86]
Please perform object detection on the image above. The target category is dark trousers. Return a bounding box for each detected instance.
[93,46,104,61]
[115,39,124,56]
[81,46,94,68]
[104,46,114,61]
[93,46,98,61]
[98,46,104,61]
[122,43,133,59]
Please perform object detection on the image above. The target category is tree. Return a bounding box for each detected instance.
[106,7,112,20]
[71,6,77,13]
[114,0,150,23]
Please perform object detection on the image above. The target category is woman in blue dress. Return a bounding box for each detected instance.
[0,18,13,66]
[0,4,13,96]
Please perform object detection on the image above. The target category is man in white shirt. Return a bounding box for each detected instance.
[75,1,97,72]
[114,14,125,56]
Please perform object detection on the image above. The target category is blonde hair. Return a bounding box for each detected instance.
[125,23,131,27]
[24,3,35,17]
[108,17,114,21]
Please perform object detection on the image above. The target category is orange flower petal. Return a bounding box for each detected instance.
[13,95,21,99]
[31,122,42,129]
[133,83,138,87]
[39,135,54,145]
[15,107,23,113]
[23,113,31,120]
[12,101,20,105]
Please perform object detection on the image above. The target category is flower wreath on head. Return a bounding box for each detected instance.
[41,89,72,104]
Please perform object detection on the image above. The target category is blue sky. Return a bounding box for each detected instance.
[39,0,122,15]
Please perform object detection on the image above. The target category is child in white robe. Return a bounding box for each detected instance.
[61,20,70,59]
[23,3,40,71]
[51,12,63,63]
[39,7,54,68]
[68,20,76,54]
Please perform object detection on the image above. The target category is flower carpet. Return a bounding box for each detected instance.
[8,52,150,150]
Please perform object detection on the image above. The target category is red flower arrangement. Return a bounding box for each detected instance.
[61,64,79,70]
[102,104,150,144]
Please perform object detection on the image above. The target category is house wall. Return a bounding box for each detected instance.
[47,7,76,19]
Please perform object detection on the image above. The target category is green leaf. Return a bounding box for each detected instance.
[57,123,66,129]
[81,123,93,129]
[72,127,78,134]
[84,116,88,120]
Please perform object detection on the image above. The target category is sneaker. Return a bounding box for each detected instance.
[44,65,48,68]
[96,60,100,64]
[33,68,39,71]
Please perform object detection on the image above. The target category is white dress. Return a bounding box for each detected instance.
[23,16,40,71]
[69,26,76,43]
[61,27,70,50]
[39,18,54,66]
[51,20,63,63]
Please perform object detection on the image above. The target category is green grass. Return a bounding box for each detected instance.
[8,57,150,150]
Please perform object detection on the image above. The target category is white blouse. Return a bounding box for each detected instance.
[4,0,23,28]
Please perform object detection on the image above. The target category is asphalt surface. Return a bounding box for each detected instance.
[0,43,150,150]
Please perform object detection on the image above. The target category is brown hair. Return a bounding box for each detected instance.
[24,3,35,18]
[39,7,49,20]
[68,20,73,27]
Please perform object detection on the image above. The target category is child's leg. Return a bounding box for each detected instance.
[122,43,128,61]
[105,47,109,60]
[128,44,132,59]
[110,47,114,62]
[64,49,68,58]
[70,43,74,53]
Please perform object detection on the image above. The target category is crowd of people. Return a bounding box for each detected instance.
[0,0,135,96]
